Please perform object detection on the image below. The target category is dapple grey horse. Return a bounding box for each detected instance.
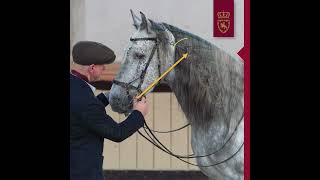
[109,10,244,180]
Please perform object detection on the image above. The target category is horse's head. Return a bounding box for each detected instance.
[109,10,175,115]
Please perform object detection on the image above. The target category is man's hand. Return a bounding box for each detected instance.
[133,96,149,116]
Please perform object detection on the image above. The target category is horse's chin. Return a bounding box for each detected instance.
[124,109,133,117]
[115,109,133,117]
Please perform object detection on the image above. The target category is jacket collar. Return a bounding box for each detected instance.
[71,70,96,92]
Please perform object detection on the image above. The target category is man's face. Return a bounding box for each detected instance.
[89,64,106,81]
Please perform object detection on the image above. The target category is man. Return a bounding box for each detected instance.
[70,41,148,180]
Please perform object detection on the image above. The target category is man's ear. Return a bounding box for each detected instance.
[88,64,95,73]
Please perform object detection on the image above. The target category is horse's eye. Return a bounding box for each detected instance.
[134,53,145,59]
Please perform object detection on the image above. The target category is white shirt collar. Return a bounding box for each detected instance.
[86,82,96,93]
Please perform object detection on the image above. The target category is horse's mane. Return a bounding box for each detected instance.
[151,21,243,127]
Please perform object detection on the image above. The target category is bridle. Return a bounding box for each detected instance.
[112,35,244,167]
[113,37,161,104]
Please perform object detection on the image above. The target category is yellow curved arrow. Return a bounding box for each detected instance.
[173,38,188,48]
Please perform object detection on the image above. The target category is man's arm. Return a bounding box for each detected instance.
[81,102,145,142]
[96,92,109,107]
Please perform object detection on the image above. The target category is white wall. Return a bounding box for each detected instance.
[70,0,85,49]
[71,0,243,62]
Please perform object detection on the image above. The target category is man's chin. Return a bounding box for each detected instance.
[111,107,132,116]
[91,77,100,82]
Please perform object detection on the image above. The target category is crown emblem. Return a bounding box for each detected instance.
[217,11,230,19]
[216,11,230,34]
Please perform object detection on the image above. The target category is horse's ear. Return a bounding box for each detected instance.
[130,9,140,29]
[139,11,151,33]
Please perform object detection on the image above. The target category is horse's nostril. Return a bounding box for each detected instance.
[112,97,121,103]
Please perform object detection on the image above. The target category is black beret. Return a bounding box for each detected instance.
[72,41,116,65]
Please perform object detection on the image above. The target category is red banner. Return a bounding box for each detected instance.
[214,0,234,37]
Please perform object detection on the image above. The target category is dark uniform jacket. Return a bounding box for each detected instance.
[70,74,145,180]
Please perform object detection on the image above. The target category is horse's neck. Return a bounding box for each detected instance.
[169,54,243,148]
[165,25,244,131]
[169,53,224,127]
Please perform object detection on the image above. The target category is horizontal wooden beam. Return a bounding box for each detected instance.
[91,80,172,92]
[84,63,172,92]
